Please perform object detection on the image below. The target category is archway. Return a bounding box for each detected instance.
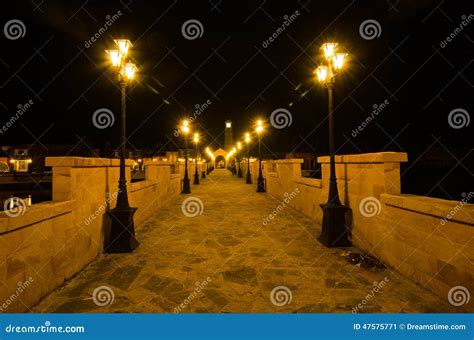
[212,148,228,169]
[215,155,226,168]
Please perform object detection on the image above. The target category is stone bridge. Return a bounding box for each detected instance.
[1,153,472,312]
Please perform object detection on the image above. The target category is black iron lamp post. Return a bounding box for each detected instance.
[315,42,351,247]
[104,39,139,253]
[193,133,200,185]
[256,120,266,192]
[236,142,243,178]
[245,132,252,184]
[181,120,191,194]
[202,160,206,179]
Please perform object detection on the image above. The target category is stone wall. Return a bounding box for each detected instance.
[0,157,182,312]
[260,152,473,308]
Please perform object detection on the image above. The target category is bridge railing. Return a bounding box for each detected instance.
[259,152,473,308]
[0,156,181,312]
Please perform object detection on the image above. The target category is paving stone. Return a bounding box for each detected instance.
[32,170,457,313]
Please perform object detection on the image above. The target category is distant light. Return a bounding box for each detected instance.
[226,121,232,128]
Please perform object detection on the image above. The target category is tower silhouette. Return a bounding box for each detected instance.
[224,120,233,150]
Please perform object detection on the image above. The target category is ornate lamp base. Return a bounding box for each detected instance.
[318,203,351,247]
[105,207,139,253]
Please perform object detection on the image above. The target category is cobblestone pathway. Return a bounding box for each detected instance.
[34,170,455,313]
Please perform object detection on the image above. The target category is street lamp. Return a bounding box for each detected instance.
[244,132,252,184]
[314,42,350,247]
[255,120,265,192]
[104,38,139,253]
[236,142,243,178]
[181,120,191,194]
[193,133,200,185]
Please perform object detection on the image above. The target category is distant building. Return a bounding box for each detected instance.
[224,120,233,151]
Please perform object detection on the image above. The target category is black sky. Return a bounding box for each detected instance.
[1,0,473,198]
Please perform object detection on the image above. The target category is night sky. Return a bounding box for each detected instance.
[1,0,472,198]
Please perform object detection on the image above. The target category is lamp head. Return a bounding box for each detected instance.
[114,39,132,57]
[315,65,328,83]
[106,49,122,67]
[332,53,347,70]
[122,63,137,80]
[321,42,337,60]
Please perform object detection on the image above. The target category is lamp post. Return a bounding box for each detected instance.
[245,132,252,184]
[256,120,265,192]
[202,160,206,179]
[193,133,200,185]
[104,39,139,253]
[315,42,351,247]
[236,142,243,178]
[181,120,191,194]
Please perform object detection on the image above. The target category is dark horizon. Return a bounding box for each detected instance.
[1,0,472,199]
